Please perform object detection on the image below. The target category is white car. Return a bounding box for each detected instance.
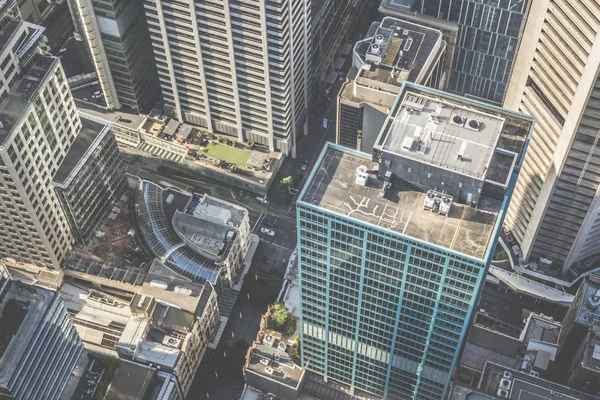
[261,228,275,236]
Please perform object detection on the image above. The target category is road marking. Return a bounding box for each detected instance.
[252,212,264,232]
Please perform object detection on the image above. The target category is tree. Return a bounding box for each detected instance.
[279,175,298,195]
[270,302,288,328]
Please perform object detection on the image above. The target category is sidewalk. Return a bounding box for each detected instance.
[233,234,260,291]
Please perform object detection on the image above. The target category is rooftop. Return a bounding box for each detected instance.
[132,264,208,315]
[479,362,597,400]
[76,100,146,130]
[105,361,155,400]
[133,340,180,369]
[135,180,223,283]
[0,281,55,388]
[0,56,55,145]
[353,16,443,86]
[374,84,531,186]
[53,116,109,184]
[379,92,506,181]
[582,320,600,370]
[577,274,600,326]
[301,145,499,258]
[246,343,304,389]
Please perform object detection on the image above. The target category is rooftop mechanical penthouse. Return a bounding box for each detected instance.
[297,83,534,399]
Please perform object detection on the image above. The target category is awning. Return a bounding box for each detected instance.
[326,71,338,85]
[334,57,345,70]
[340,43,353,56]
[488,266,575,306]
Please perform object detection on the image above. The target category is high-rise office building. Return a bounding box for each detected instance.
[142,0,311,156]
[297,83,533,399]
[555,273,600,391]
[0,264,84,400]
[379,0,530,104]
[0,10,79,268]
[337,16,447,153]
[503,0,600,276]
[69,0,160,110]
[52,116,126,245]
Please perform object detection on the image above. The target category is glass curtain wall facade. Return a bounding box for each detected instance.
[297,204,486,399]
[401,0,529,103]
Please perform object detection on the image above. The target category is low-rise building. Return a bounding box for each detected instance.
[245,340,305,400]
[135,180,252,290]
[105,360,183,400]
[116,263,219,397]
[458,312,562,384]
[337,16,447,153]
[0,269,83,400]
[52,115,127,245]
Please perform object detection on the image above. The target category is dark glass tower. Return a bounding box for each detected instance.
[380,0,529,104]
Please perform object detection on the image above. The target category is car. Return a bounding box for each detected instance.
[262,219,275,227]
[261,228,275,236]
[301,160,309,171]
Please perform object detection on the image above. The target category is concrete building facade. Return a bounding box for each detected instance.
[0,9,80,268]
[142,0,311,156]
[52,115,126,245]
[297,84,533,399]
[503,0,600,276]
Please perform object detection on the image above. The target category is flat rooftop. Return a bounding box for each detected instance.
[480,363,597,400]
[381,0,416,12]
[353,16,443,85]
[53,116,108,184]
[133,268,207,315]
[375,85,531,186]
[246,343,304,389]
[0,281,55,388]
[380,91,506,181]
[105,361,155,400]
[301,146,499,258]
[577,274,600,326]
[75,100,146,130]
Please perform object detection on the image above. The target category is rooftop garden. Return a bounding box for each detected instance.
[0,298,29,359]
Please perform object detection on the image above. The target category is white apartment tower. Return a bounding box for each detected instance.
[142,0,311,156]
[503,0,600,276]
[0,10,79,267]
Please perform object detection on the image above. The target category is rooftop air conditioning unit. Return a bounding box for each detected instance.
[466,118,481,131]
[438,197,452,216]
[374,34,384,45]
[530,370,540,377]
[451,115,465,126]
[150,280,168,290]
[369,43,380,54]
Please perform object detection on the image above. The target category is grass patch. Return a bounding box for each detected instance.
[203,143,250,165]
[493,248,508,261]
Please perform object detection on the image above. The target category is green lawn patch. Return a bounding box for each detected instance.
[204,143,250,165]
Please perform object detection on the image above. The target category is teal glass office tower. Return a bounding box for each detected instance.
[297,83,534,399]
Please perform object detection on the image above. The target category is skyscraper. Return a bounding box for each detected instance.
[379,0,530,104]
[502,0,600,276]
[0,263,84,400]
[69,0,160,110]
[297,83,533,399]
[0,10,79,268]
[142,0,311,156]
